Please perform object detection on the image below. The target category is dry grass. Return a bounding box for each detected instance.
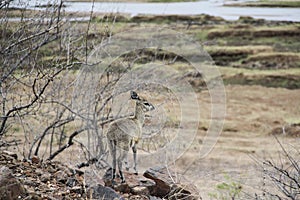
[205,45,274,55]
[207,26,300,39]
[246,52,300,62]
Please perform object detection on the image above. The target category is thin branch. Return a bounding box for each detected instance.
[1,77,50,135]
[85,0,95,64]
[1,24,58,55]
[47,127,87,160]
[32,106,73,156]
[0,0,13,9]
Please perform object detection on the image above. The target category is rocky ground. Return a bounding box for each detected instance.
[0,151,200,200]
[0,151,85,200]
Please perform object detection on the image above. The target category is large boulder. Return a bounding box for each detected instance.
[103,168,155,196]
[87,184,124,200]
[0,166,27,200]
[103,166,200,199]
[144,166,200,200]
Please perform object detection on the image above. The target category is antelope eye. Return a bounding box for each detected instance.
[144,102,150,106]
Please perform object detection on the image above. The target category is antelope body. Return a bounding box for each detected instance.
[107,91,155,183]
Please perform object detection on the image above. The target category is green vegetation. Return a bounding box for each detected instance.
[208,174,242,200]
[3,9,300,90]
[78,13,300,89]
[223,73,300,89]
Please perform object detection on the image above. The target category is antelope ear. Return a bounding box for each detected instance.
[131,91,139,100]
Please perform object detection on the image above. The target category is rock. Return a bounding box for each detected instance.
[40,172,51,183]
[35,168,43,176]
[84,170,105,187]
[87,184,124,200]
[0,166,26,200]
[74,168,84,176]
[103,167,114,186]
[129,194,149,200]
[66,177,77,187]
[270,123,300,137]
[0,151,87,199]
[114,182,131,194]
[54,170,68,183]
[31,156,40,164]
[143,166,173,197]
[70,186,83,194]
[102,168,163,199]
[131,186,149,195]
[103,168,155,196]
[149,196,163,200]
[143,166,200,199]
[0,150,201,200]
[169,184,200,200]
[2,150,18,159]
[23,178,39,187]
[103,167,136,188]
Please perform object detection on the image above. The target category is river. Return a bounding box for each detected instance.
[10,0,300,21]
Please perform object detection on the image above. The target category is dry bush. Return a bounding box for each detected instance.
[253,137,300,200]
[0,0,114,167]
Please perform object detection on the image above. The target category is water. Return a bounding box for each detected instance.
[10,0,300,21]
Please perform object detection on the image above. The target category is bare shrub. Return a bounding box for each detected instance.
[254,137,300,200]
[0,0,113,166]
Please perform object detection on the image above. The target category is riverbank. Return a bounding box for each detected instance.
[65,0,196,2]
[225,0,300,8]
[8,0,300,21]
[66,0,300,6]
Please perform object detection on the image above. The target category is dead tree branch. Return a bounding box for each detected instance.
[47,127,87,161]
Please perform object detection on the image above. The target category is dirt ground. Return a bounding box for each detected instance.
[58,84,300,198]
[181,84,300,199]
